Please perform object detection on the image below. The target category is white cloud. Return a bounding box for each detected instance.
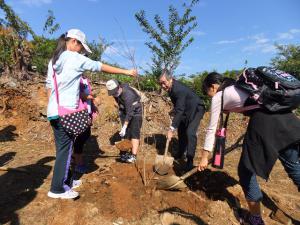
[213,28,299,56]
[261,45,276,53]
[20,0,52,6]
[242,43,276,54]
[289,29,300,34]
[277,32,294,40]
[255,38,269,44]
[242,33,276,54]
[191,31,206,36]
[111,39,145,43]
[215,38,244,45]
[215,40,238,44]
[276,28,300,40]
[250,33,269,43]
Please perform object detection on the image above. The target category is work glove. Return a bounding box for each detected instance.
[119,124,127,137]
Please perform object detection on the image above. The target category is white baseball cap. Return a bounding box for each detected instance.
[106,79,119,96]
[66,29,92,54]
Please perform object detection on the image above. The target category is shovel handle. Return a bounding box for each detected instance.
[179,166,199,180]
[179,145,237,181]
[163,138,170,159]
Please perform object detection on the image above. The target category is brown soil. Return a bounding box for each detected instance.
[0,79,299,225]
[115,139,133,151]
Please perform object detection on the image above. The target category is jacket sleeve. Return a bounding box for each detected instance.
[203,92,222,151]
[76,53,102,72]
[171,91,187,129]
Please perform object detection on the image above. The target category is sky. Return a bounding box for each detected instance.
[1,0,300,76]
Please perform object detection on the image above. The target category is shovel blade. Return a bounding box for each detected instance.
[156,175,187,190]
[154,155,174,175]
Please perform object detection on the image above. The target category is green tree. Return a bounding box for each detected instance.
[31,10,60,75]
[31,37,56,74]
[43,10,60,36]
[0,0,35,39]
[135,0,199,76]
[0,0,35,79]
[271,44,300,79]
[223,69,242,80]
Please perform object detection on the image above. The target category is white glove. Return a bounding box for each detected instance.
[119,125,127,137]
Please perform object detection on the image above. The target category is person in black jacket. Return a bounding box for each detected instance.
[159,69,205,171]
[106,79,142,163]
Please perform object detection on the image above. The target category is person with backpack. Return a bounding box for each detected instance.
[46,29,137,199]
[159,69,205,171]
[198,72,300,225]
[105,79,143,163]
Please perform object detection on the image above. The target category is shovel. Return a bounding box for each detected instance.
[154,138,174,175]
[156,144,238,190]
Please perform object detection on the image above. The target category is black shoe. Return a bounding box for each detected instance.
[240,213,265,225]
[120,152,130,162]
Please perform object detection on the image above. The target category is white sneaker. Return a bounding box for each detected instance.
[47,189,79,199]
[125,154,136,163]
[72,179,82,189]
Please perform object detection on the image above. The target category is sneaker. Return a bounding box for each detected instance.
[240,213,265,225]
[125,154,136,163]
[47,189,79,199]
[120,152,130,162]
[74,164,88,174]
[72,179,82,189]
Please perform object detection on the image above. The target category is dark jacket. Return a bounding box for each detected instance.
[242,110,300,179]
[114,83,142,122]
[169,79,204,129]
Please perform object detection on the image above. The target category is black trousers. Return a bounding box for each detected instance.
[73,127,91,154]
[177,106,204,160]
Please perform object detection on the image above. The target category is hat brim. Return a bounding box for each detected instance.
[82,42,92,54]
[108,87,119,96]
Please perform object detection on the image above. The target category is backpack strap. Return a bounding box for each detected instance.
[229,104,260,113]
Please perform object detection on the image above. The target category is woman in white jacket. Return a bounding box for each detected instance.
[198,72,300,225]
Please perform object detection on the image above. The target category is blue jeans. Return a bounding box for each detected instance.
[238,144,300,202]
[50,119,74,193]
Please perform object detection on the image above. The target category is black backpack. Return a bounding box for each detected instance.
[235,66,300,112]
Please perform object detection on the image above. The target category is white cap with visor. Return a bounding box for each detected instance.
[66,29,92,54]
